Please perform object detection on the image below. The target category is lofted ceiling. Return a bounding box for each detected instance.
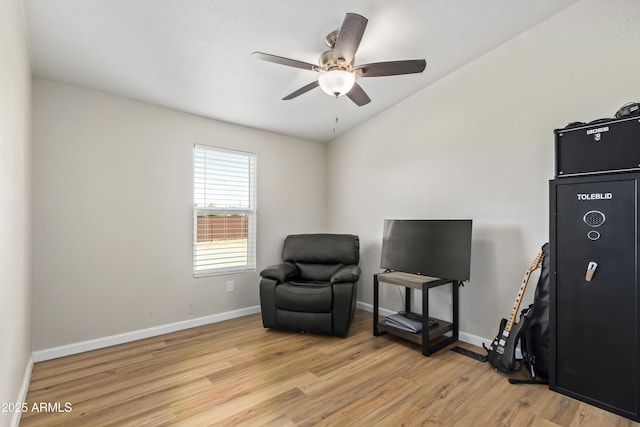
[23,0,579,143]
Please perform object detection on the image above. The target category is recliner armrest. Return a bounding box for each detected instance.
[260,262,299,283]
[330,264,361,284]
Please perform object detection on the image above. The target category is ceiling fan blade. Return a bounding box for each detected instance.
[355,59,426,77]
[252,52,317,71]
[333,13,368,65]
[282,80,320,100]
[347,82,371,106]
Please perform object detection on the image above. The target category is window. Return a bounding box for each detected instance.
[193,144,256,276]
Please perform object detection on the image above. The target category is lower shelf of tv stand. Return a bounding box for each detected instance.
[373,272,460,356]
[378,318,456,354]
[377,317,453,347]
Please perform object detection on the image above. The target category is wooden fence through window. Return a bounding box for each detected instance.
[196,214,248,241]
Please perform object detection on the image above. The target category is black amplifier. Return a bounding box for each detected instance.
[555,116,640,177]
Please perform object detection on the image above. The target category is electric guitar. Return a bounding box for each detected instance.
[484,251,544,373]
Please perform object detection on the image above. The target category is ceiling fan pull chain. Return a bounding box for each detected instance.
[333,98,339,136]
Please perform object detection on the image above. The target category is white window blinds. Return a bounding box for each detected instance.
[193,144,256,276]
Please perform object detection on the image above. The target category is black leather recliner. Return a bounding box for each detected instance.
[259,234,361,337]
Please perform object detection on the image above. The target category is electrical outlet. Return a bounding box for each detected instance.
[226,280,235,292]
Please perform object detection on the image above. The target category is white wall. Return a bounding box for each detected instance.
[328,0,640,342]
[32,80,327,351]
[0,0,32,425]
[27,0,640,356]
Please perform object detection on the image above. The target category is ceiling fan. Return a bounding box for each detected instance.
[252,13,426,106]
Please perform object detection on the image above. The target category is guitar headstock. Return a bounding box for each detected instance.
[529,251,544,272]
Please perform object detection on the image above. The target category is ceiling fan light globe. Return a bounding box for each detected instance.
[318,70,355,97]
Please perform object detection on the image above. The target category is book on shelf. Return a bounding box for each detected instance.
[384,313,423,333]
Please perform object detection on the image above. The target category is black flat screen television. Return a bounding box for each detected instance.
[380,219,472,281]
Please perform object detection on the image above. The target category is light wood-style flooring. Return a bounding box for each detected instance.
[21,310,639,426]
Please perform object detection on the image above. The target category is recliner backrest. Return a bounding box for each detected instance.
[282,234,360,281]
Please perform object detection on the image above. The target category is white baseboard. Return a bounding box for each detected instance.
[356,300,397,317]
[458,331,492,350]
[33,305,261,362]
[11,355,33,427]
[31,303,511,363]
[356,300,492,348]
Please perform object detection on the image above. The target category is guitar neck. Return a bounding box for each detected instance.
[504,271,533,332]
[504,251,543,333]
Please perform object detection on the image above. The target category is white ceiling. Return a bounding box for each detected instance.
[23,0,579,143]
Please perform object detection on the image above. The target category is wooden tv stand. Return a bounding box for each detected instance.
[373,271,460,356]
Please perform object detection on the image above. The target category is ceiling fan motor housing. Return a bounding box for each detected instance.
[319,49,352,72]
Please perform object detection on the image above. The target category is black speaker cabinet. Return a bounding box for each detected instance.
[555,116,640,177]
[550,172,640,421]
